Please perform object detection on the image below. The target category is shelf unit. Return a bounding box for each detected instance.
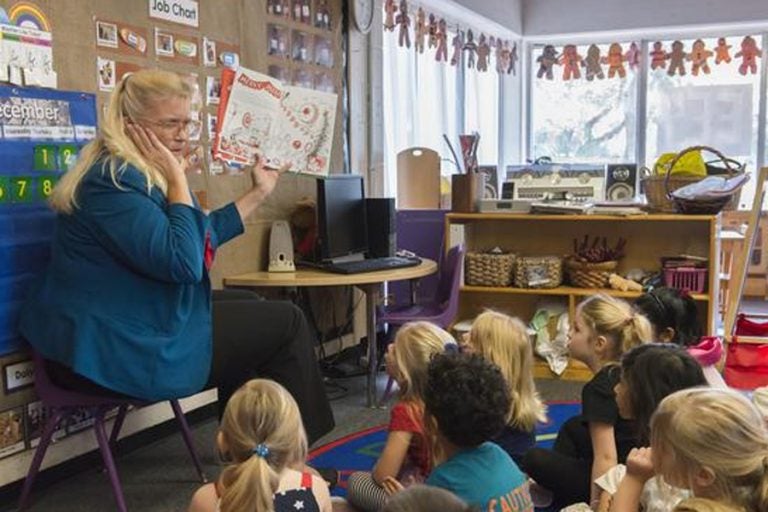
[446,213,721,381]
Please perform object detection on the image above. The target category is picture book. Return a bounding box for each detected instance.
[212,66,337,176]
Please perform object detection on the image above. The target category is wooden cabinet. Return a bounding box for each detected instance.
[445,213,721,381]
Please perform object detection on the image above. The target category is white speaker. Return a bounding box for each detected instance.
[268,220,296,272]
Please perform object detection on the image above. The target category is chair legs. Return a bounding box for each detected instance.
[18,409,65,511]
[93,410,128,512]
[170,400,207,483]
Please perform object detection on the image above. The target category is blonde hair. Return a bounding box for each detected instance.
[391,321,453,403]
[579,293,652,360]
[674,498,747,512]
[50,70,193,213]
[651,388,768,512]
[217,379,308,512]
[468,310,546,430]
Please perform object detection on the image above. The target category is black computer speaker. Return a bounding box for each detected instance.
[366,198,396,258]
[605,164,638,201]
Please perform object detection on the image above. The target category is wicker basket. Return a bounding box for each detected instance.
[465,251,516,287]
[642,146,744,213]
[564,258,619,288]
[665,146,743,214]
[514,256,562,289]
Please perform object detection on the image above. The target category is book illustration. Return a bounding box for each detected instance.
[213,67,337,176]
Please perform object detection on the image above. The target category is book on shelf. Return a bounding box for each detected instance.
[212,66,338,176]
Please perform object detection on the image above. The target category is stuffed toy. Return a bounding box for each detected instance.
[603,43,626,78]
[450,27,464,66]
[383,0,397,31]
[667,40,687,76]
[476,33,491,72]
[650,41,667,70]
[509,42,518,75]
[414,7,426,54]
[625,42,641,70]
[735,35,761,75]
[427,14,438,48]
[435,18,448,62]
[608,273,643,292]
[463,29,478,69]
[688,39,713,76]
[583,44,605,81]
[715,37,732,64]
[559,44,582,80]
[536,45,558,80]
[395,0,410,48]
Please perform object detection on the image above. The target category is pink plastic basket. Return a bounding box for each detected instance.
[663,267,707,293]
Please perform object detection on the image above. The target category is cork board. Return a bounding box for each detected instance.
[0,0,346,287]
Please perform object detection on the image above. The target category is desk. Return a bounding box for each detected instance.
[223,259,438,407]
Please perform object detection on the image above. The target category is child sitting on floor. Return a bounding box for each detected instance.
[346,322,455,511]
[383,352,532,511]
[187,379,331,512]
[464,311,547,466]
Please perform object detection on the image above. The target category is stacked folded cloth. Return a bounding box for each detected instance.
[671,174,750,200]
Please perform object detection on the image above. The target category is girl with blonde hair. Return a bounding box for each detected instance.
[188,379,331,512]
[19,69,334,442]
[346,321,455,511]
[614,388,768,512]
[465,310,546,465]
[524,294,653,509]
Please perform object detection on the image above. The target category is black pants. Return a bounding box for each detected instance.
[47,290,335,445]
[522,415,592,508]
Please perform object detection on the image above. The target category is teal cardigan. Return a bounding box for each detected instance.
[19,161,244,400]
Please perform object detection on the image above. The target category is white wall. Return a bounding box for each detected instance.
[454,0,523,34]
[523,0,768,36]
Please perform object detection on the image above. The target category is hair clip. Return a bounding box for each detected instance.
[252,443,270,458]
[444,342,460,354]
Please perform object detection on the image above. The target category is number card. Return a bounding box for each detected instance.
[38,176,57,200]
[0,176,8,204]
[10,176,34,203]
[33,145,59,172]
[58,144,79,171]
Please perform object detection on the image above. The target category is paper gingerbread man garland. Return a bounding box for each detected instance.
[414,7,426,54]
[650,41,667,70]
[735,36,761,75]
[428,13,438,49]
[383,0,397,31]
[395,0,410,48]
[476,33,491,72]
[463,29,478,69]
[450,27,464,66]
[603,43,626,78]
[536,45,558,80]
[715,37,732,64]
[435,18,448,62]
[509,42,518,75]
[583,44,605,80]
[667,40,687,76]
[625,42,640,70]
[688,39,713,76]
[559,44,583,80]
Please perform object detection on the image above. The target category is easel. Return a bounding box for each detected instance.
[723,166,768,343]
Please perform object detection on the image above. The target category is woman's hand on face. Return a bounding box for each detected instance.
[127,123,187,184]
[249,155,288,198]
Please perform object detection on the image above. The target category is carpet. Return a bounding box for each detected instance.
[308,401,580,497]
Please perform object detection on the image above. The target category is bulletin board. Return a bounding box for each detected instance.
[0,0,345,425]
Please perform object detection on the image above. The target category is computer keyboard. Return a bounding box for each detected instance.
[322,256,421,274]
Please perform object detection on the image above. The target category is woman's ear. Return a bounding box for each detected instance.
[659,327,676,343]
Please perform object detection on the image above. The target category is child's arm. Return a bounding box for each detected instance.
[611,448,654,512]
[589,421,618,506]
[372,430,413,484]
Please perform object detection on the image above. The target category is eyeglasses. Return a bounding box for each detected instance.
[143,118,201,136]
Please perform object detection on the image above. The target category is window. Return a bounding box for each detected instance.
[465,69,499,166]
[529,42,638,164]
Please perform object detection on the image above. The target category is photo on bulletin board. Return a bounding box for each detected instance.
[95,20,118,49]
[315,0,331,30]
[0,407,24,459]
[314,36,333,67]
[207,114,217,139]
[267,24,290,59]
[293,69,314,89]
[292,31,312,63]
[155,28,174,57]
[155,29,199,66]
[97,57,115,91]
[203,37,217,67]
[292,0,311,24]
[206,76,221,105]
[477,165,499,199]
[188,112,202,142]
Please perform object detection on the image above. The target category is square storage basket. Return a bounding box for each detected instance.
[465,251,516,287]
[514,256,563,289]
[663,267,707,293]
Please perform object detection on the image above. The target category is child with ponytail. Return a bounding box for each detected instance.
[524,294,652,509]
[188,379,331,512]
[614,388,768,512]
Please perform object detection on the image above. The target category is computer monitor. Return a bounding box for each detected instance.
[316,175,368,263]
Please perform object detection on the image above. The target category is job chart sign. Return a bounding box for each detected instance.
[149,0,199,28]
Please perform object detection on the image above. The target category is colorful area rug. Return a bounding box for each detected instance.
[308,401,580,497]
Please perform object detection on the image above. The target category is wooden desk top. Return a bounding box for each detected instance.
[224,258,438,288]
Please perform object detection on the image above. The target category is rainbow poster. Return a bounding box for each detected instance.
[8,2,51,32]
